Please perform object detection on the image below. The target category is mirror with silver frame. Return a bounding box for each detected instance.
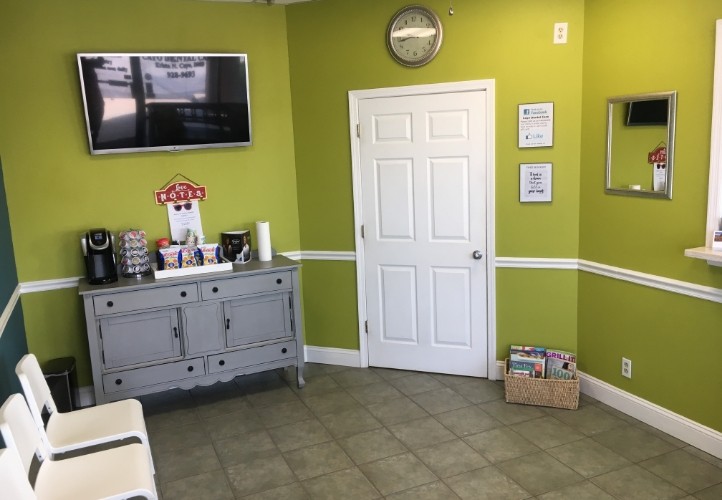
[605,91,676,199]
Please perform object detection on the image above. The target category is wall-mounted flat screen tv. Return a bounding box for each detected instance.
[626,99,668,126]
[77,53,251,155]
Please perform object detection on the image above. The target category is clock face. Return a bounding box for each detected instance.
[387,6,443,67]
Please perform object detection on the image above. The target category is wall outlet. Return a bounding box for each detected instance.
[554,22,568,44]
[622,357,632,378]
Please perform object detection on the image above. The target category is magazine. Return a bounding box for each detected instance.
[509,345,546,378]
[546,349,577,380]
[509,360,544,378]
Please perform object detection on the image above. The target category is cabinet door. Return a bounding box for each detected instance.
[100,309,182,369]
[182,302,225,356]
[224,292,293,347]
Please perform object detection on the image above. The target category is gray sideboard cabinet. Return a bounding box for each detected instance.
[79,256,305,404]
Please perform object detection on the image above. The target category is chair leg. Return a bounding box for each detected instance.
[141,435,156,475]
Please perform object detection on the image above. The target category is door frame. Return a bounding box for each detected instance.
[348,80,497,379]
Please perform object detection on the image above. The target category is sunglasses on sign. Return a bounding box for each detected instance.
[173,202,193,212]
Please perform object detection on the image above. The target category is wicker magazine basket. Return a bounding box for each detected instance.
[504,359,579,410]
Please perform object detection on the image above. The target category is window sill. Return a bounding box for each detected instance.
[684,247,722,267]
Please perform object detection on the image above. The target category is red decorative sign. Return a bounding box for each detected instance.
[154,181,207,205]
[648,146,667,164]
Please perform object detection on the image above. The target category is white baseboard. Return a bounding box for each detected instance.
[495,360,506,379]
[304,346,361,367]
[494,360,722,459]
[579,372,722,459]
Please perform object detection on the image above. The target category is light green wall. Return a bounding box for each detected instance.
[0,0,300,384]
[578,273,722,430]
[496,269,578,360]
[580,0,720,282]
[579,0,722,432]
[287,0,584,352]
[299,261,359,349]
[20,290,89,383]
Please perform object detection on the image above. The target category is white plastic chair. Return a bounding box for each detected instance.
[0,393,158,499]
[15,354,154,472]
[0,447,35,500]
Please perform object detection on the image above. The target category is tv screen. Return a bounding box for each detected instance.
[626,99,668,126]
[77,53,251,155]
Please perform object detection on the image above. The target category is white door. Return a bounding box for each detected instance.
[359,90,489,377]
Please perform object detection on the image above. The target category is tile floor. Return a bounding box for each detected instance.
[140,364,722,499]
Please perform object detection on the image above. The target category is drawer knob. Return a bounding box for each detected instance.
[212,286,219,293]
[115,379,122,385]
[282,348,287,354]
[187,365,194,372]
[276,278,283,284]
[219,360,225,366]
[180,291,187,298]
[107,301,114,308]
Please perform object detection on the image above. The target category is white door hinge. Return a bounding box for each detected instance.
[361,225,365,238]
[365,320,368,334]
[356,123,360,138]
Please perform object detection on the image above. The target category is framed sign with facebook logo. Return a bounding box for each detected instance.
[518,102,554,148]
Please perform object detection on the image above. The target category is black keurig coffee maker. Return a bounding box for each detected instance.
[81,228,118,284]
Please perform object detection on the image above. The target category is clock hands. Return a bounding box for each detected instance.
[394,27,436,43]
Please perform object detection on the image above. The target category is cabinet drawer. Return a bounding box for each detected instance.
[103,357,205,394]
[207,340,296,374]
[200,271,292,300]
[94,284,199,315]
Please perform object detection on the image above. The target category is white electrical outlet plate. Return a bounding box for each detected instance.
[622,357,632,378]
[554,22,568,44]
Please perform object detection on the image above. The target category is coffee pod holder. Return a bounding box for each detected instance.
[118,229,152,279]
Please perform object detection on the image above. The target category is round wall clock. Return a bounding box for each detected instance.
[387,5,443,68]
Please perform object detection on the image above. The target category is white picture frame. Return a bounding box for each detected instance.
[518,102,554,148]
[520,163,553,203]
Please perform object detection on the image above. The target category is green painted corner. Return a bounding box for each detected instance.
[299,260,359,350]
[496,268,578,360]
[20,289,91,386]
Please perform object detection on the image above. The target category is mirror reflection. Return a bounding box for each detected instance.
[605,91,676,199]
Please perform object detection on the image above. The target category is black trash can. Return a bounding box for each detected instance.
[42,357,76,412]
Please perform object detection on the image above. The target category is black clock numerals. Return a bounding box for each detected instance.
[388,6,442,66]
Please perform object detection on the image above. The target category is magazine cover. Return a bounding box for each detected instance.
[509,360,544,378]
[546,349,577,380]
[510,345,546,378]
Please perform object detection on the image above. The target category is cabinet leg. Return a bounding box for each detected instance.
[296,365,305,389]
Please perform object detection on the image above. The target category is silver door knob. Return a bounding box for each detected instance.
[472,250,483,260]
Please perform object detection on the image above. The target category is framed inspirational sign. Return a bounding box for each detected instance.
[520,163,552,203]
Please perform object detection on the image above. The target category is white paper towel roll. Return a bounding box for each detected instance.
[256,221,272,262]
